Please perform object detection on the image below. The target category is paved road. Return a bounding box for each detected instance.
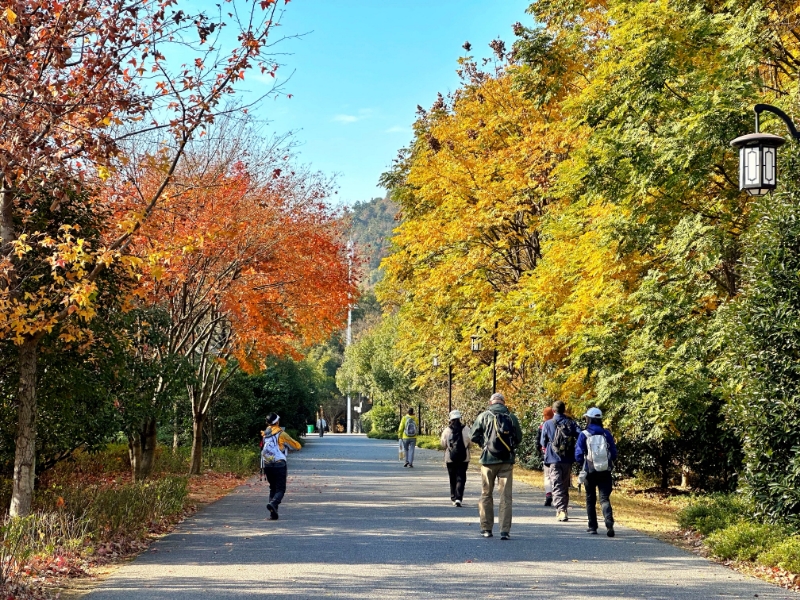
[85,435,794,599]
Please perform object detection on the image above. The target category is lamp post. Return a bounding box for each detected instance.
[731,104,800,196]
[470,325,497,394]
[433,355,454,413]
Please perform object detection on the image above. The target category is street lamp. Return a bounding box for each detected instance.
[470,333,482,352]
[470,326,497,394]
[432,354,453,413]
[731,104,800,196]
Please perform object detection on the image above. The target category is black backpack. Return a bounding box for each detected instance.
[486,413,516,460]
[551,418,577,459]
[448,425,467,462]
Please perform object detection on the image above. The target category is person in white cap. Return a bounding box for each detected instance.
[575,407,618,537]
[440,409,472,507]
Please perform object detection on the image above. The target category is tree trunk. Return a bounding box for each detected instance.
[189,411,205,475]
[128,417,158,482]
[10,337,39,517]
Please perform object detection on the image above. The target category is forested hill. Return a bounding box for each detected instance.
[347,195,398,286]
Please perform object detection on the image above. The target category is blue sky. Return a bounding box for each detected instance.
[248,0,532,205]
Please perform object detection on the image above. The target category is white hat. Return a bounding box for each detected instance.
[449,410,462,420]
[584,407,603,419]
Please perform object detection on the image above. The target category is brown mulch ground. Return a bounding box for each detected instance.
[0,470,248,600]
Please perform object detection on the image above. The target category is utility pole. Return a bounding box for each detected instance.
[346,240,353,434]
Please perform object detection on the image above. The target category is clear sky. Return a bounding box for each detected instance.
[248,0,533,205]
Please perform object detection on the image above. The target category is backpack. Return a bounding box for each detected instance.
[585,432,610,472]
[404,417,417,436]
[486,413,516,460]
[447,425,467,462]
[551,418,577,460]
[261,432,284,463]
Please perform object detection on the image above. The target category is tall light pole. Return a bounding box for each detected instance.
[346,240,353,434]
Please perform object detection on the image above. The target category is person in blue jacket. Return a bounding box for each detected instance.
[575,407,618,537]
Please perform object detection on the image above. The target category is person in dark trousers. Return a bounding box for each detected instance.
[539,406,555,506]
[261,413,301,520]
[575,407,618,537]
[316,416,327,437]
[540,400,579,522]
[440,410,472,507]
[471,393,522,540]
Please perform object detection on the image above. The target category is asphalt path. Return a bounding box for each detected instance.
[84,435,795,599]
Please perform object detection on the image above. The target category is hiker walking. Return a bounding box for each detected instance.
[540,400,579,522]
[470,393,522,540]
[262,413,302,520]
[539,406,555,506]
[398,408,419,467]
[316,415,327,438]
[440,409,472,507]
[575,407,618,537]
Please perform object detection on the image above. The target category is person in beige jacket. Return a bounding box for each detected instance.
[440,410,472,507]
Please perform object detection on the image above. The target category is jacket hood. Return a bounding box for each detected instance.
[266,425,282,436]
[488,403,510,415]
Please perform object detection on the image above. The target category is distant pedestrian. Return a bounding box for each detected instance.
[540,400,579,522]
[470,393,522,540]
[316,416,327,438]
[575,407,618,537]
[262,413,302,520]
[440,410,472,507]
[538,406,555,506]
[398,408,419,468]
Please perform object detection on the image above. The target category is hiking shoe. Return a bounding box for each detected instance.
[500,532,510,540]
[481,530,493,538]
[607,526,615,538]
[587,528,598,535]
[267,503,278,520]
[544,496,552,507]
[454,500,462,507]
[557,510,569,522]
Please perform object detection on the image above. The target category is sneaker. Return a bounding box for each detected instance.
[408,464,414,468]
[544,496,552,507]
[557,510,569,522]
[587,528,598,535]
[267,503,278,520]
[500,532,510,540]
[403,463,409,468]
[481,530,493,538]
[454,500,462,507]
[607,526,615,538]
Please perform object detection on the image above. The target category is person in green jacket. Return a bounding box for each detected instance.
[398,407,419,468]
[470,393,522,540]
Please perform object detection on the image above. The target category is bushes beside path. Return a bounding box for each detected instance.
[0,444,259,599]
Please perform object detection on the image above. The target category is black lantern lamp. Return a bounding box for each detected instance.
[731,104,800,196]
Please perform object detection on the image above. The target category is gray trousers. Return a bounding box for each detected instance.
[547,463,572,512]
[402,439,416,464]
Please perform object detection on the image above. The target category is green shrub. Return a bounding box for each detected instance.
[758,536,800,573]
[706,521,785,561]
[367,430,397,440]
[44,476,189,539]
[205,446,259,476]
[415,435,442,451]
[370,404,400,434]
[360,413,373,434]
[677,494,750,535]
